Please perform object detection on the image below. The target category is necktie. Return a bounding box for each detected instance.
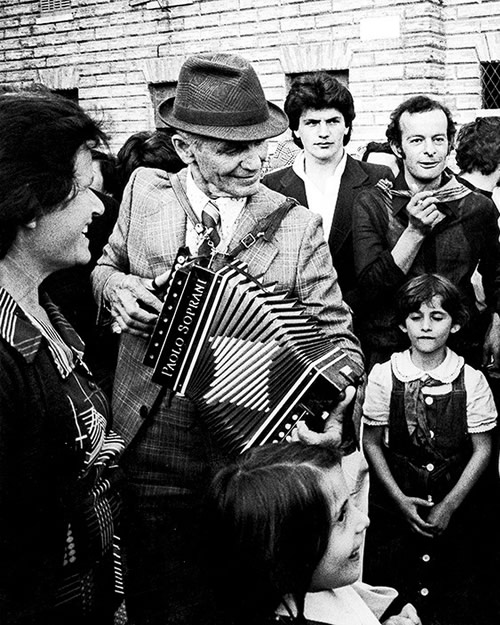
[198,201,221,257]
[404,375,446,459]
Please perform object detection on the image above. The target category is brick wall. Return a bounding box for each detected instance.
[0,0,499,155]
[444,0,500,125]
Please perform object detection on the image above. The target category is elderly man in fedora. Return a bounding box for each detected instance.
[92,52,363,625]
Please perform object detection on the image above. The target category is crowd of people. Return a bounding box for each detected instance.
[1,51,500,625]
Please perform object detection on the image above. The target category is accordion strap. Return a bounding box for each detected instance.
[167,171,298,258]
[168,171,201,229]
[226,196,298,259]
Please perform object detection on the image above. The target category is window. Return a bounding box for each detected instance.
[481,61,500,109]
[149,82,177,128]
[40,0,71,12]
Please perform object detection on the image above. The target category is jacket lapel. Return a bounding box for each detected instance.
[276,168,308,208]
[148,170,188,274]
[226,188,279,277]
[328,155,367,254]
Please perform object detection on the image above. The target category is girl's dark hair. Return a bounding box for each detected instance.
[396,273,470,327]
[0,92,106,258]
[284,72,355,148]
[204,442,342,625]
[455,116,500,176]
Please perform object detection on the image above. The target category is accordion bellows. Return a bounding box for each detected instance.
[144,252,363,456]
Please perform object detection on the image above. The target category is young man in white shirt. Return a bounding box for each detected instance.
[263,72,393,309]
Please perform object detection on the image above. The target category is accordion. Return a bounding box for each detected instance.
[144,251,363,456]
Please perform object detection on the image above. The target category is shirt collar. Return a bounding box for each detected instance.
[186,167,208,220]
[186,166,247,215]
[391,347,464,384]
[0,287,42,363]
[0,287,84,377]
[391,169,461,218]
[292,149,347,184]
[456,174,493,199]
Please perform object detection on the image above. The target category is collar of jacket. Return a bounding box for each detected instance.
[390,169,465,219]
[0,287,84,369]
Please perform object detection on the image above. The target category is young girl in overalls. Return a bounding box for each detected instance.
[362,273,497,625]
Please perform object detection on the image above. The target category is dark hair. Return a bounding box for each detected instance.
[90,148,119,197]
[284,73,355,148]
[386,95,456,151]
[361,141,393,161]
[396,273,469,328]
[0,92,106,258]
[455,117,500,176]
[0,82,52,96]
[204,442,342,625]
[115,128,185,200]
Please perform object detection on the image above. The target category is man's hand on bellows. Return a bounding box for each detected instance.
[106,271,171,339]
[293,386,356,447]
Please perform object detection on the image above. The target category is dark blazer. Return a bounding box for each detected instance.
[262,154,393,309]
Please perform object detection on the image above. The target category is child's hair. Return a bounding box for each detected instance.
[396,273,470,328]
[204,442,343,625]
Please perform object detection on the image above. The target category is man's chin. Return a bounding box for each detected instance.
[232,179,261,197]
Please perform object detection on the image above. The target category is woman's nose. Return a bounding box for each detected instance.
[355,506,370,532]
[90,189,105,216]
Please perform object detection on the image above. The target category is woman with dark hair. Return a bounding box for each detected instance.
[0,92,124,624]
[204,442,420,625]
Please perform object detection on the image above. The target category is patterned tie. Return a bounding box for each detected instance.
[198,200,221,257]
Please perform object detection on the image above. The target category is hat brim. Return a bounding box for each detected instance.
[158,96,289,141]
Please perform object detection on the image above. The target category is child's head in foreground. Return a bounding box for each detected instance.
[204,442,369,624]
[396,274,469,361]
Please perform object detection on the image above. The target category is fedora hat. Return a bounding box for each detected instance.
[158,53,288,141]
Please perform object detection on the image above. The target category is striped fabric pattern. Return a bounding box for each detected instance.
[0,286,125,617]
[198,200,221,256]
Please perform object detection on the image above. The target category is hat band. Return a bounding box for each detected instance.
[174,103,269,128]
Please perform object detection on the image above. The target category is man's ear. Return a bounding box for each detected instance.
[399,323,408,334]
[171,133,196,165]
[291,130,303,149]
[450,323,461,334]
[390,142,403,159]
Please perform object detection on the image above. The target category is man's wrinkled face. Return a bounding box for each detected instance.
[189,137,268,198]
